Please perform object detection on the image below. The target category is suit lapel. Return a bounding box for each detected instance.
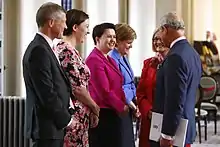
[124,57,134,77]
[122,57,134,78]
[36,34,70,85]
[94,48,121,76]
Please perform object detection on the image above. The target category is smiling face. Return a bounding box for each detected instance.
[152,30,170,57]
[115,23,137,56]
[153,32,165,52]
[96,28,116,52]
[74,19,89,44]
[117,39,133,55]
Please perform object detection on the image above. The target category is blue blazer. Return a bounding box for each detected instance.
[153,39,202,144]
[109,49,136,104]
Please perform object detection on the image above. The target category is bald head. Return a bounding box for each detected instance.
[159,12,185,30]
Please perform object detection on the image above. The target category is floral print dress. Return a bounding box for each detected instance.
[56,41,91,147]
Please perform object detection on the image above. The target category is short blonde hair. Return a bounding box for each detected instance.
[115,23,137,41]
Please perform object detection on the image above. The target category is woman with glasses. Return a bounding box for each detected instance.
[137,28,169,147]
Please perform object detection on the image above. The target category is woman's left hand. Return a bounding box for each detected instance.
[90,113,99,128]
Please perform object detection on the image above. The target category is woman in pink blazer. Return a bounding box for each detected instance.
[86,23,128,147]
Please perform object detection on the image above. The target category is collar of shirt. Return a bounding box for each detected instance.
[170,36,186,48]
[37,32,54,49]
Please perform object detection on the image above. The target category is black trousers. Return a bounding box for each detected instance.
[89,108,121,147]
[32,139,64,147]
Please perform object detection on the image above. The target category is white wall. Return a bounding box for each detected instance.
[129,0,156,77]
[84,0,119,58]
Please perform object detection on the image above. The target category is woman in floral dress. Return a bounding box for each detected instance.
[55,9,99,147]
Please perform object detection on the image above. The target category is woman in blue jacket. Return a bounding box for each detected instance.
[109,23,140,147]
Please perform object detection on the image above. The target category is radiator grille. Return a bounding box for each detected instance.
[0,96,32,147]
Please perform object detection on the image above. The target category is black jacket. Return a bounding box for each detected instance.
[23,34,72,139]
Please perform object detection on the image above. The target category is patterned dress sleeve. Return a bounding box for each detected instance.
[58,43,89,91]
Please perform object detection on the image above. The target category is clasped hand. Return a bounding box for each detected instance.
[90,112,99,128]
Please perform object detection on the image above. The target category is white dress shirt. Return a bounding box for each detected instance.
[161,36,186,140]
[37,32,73,126]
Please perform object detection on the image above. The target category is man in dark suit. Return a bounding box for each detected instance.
[151,12,202,147]
[23,2,73,147]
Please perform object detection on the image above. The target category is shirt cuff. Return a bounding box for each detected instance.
[161,133,174,140]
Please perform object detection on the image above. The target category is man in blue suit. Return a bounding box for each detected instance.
[151,12,202,147]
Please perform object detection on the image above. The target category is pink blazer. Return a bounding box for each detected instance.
[85,48,126,113]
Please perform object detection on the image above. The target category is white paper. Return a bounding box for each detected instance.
[149,112,188,147]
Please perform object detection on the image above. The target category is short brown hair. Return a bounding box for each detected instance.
[63,9,89,36]
[36,2,66,28]
[115,23,137,42]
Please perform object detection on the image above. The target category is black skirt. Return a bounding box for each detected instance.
[89,108,121,147]
[120,109,135,147]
